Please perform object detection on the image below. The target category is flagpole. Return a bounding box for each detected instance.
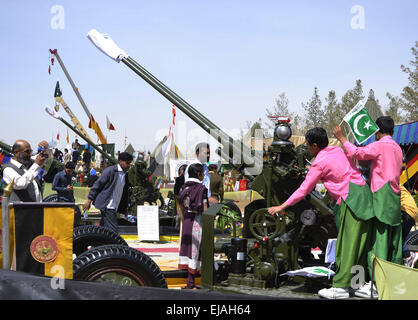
[338,119,354,142]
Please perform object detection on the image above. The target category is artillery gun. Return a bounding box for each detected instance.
[84,30,339,293]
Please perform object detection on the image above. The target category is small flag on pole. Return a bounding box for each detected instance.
[106,115,116,131]
[88,115,97,131]
[66,128,69,144]
[343,100,379,144]
[172,105,176,125]
[161,127,173,158]
[162,105,177,158]
[57,132,60,142]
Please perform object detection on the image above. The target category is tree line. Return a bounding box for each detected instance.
[259,41,417,138]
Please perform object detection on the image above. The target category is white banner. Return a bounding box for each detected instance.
[137,205,159,241]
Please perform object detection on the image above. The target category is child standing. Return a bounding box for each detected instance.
[178,163,208,289]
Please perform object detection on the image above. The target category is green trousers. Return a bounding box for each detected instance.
[366,218,403,280]
[333,200,372,288]
[366,183,403,280]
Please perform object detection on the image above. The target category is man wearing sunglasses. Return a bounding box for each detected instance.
[2,139,49,202]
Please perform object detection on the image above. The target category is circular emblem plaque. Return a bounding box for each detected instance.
[30,235,58,263]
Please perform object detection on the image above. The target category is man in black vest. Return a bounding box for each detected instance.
[2,139,48,202]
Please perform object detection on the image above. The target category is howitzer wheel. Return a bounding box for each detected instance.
[73,225,128,256]
[248,208,282,240]
[73,244,167,288]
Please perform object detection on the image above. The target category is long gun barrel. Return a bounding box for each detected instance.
[0,141,12,154]
[87,29,262,180]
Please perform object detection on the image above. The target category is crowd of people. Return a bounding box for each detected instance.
[51,141,103,194]
[0,138,120,225]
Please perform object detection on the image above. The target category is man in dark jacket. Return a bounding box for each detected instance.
[52,161,75,202]
[82,152,133,234]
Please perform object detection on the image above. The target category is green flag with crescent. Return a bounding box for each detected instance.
[343,100,379,144]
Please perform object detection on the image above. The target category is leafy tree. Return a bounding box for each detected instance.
[323,90,340,135]
[302,87,325,129]
[290,113,304,136]
[399,41,418,121]
[265,92,304,135]
[365,89,384,121]
[265,93,291,121]
[243,117,268,139]
[385,92,405,124]
[340,80,365,115]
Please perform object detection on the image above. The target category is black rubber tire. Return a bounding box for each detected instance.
[73,225,128,256]
[73,244,167,288]
[42,194,81,227]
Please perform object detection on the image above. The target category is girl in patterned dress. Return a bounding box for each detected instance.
[178,163,208,289]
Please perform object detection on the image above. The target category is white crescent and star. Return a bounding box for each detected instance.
[363,120,372,130]
[353,114,366,137]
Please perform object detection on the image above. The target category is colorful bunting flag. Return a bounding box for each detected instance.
[106,115,116,131]
[172,105,176,125]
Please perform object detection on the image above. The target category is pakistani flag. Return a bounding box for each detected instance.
[285,266,335,279]
[343,100,379,144]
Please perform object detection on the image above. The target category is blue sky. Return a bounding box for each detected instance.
[0,0,417,157]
